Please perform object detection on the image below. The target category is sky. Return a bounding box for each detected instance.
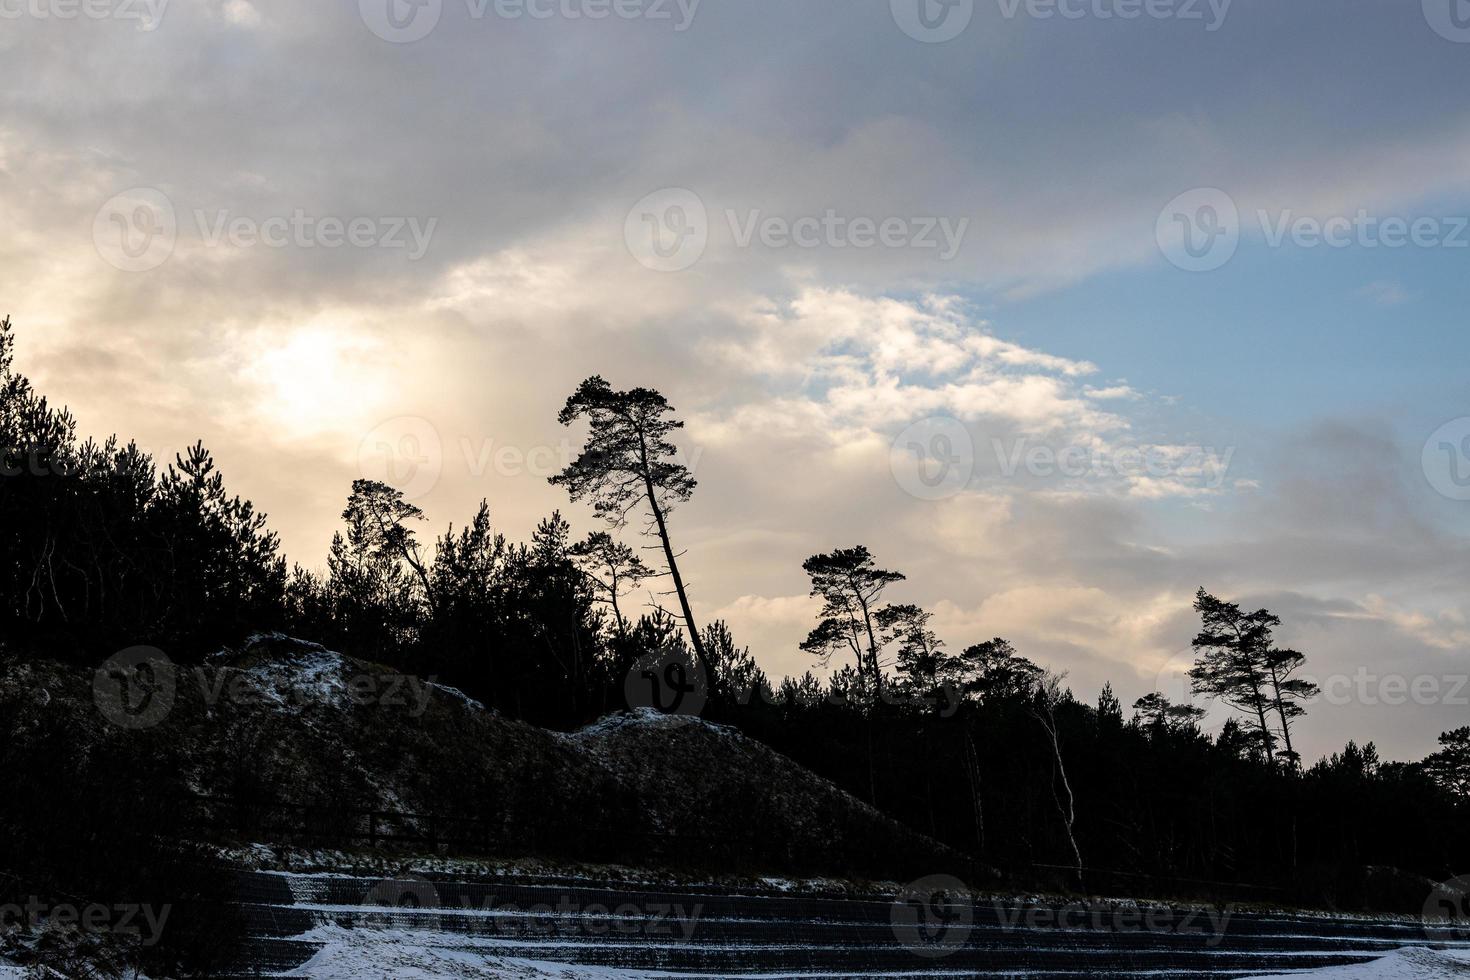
[3,0,1469,761]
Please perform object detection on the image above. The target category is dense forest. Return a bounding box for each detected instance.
[2,313,1467,909]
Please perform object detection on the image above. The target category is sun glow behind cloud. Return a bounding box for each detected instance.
[242,322,388,440]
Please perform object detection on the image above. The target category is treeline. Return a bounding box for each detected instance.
[3,315,1467,905]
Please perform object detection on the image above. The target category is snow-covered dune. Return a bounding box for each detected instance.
[3,635,952,881]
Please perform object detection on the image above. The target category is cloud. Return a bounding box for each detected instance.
[713,286,1123,435]
[221,0,262,28]
[6,0,1470,765]
[1356,279,1418,307]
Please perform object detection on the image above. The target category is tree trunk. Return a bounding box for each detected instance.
[608,570,627,638]
[1051,731,1084,890]
[963,727,986,858]
[1035,699,1084,891]
[638,452,710,679]
[865,716,878,807]
[1267,664,1297,764]
[851,577,884,696]
[1253,699,1276,766]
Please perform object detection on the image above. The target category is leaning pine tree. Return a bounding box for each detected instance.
[798,546,906,696]
[1188,588,1315,768]
[549,377,711,678]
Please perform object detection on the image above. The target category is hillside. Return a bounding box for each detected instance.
[0,634,953,881]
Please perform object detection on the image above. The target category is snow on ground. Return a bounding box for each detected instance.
[1247,947,1470,978]
[275,923,1470,980]
[278,928,1050,978]
[564,707,735,741]
[281,926,668,979]
[269,925,1470,980]
[0,959,136,979]
[237,647,347,711]
[227,846,885,899]
[224,634,486,714]
[427,682,486,712]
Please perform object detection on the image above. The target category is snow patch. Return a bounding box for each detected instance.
[427,681,486,712]
[215,634,486,714]
[239,649,348,709]
[567,708,735,740]
[1246,947,1470,978]
[281,925,668,978]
